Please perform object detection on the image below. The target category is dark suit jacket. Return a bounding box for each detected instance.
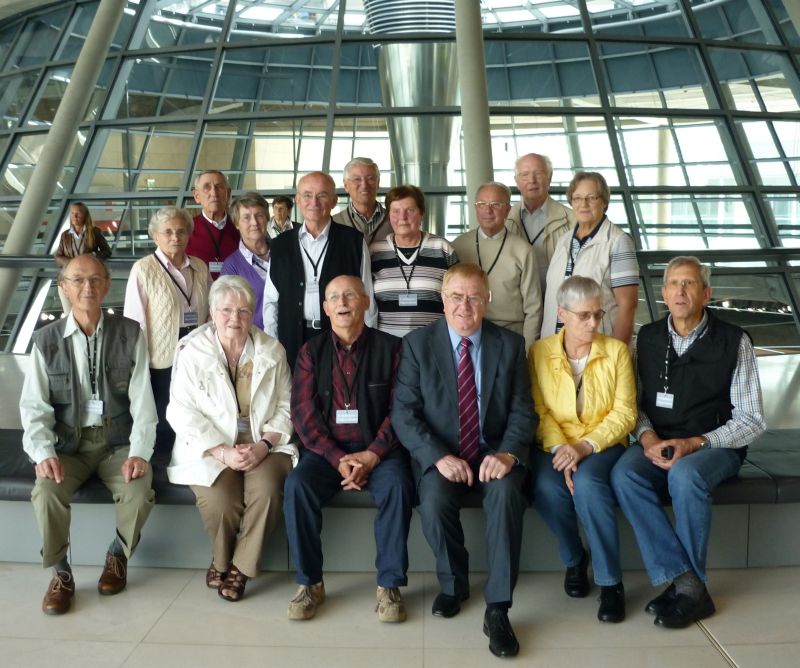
[392,318,536,481]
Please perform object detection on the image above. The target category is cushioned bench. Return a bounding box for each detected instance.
[1,428,798,506]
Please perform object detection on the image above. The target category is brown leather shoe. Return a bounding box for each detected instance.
[42,570,74,615]
[98,551,127,596]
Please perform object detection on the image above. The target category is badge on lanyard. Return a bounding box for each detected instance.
[398,293,418,307]
[209,261,223,274]
[307,280,320,298]
[86,398,104,415]
[183,311,199,327]
[336,409,359,424]
[656,392,674,409]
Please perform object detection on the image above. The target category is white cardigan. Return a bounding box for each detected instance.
[166,323,298,487]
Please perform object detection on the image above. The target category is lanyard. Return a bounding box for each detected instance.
[85,331,98,397]
[71,231,86,257]
[475,228,508,276]
[661,319,708,392]
[154,253,194,307]
[520,216,545,246]
[393,233,424,291]
[300,236,330,280]
[334,344,363,409]
[203,218,226,260]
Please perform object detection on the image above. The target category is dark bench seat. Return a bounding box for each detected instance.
[1,428,798,507]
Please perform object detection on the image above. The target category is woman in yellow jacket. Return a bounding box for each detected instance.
[529,275,636,623]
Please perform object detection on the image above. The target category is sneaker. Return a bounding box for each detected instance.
[287,582,325,620]
[376,586,406,623]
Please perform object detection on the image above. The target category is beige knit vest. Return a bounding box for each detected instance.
[136,254,209,368]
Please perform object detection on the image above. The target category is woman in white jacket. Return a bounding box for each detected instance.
[167,276,298,602]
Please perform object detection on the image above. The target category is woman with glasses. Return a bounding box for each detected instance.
[540,172,639,343]
[529,275,636,623]
[167,276,298,602]
[369,185,458,337]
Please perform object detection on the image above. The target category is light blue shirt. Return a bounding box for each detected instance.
[446,324,484,438]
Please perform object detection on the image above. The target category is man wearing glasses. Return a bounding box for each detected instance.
[393,263,535,658]
[612,256,765,628]
[262,171,377,369]
[508,153,576,291]
[284,275,413,623]
[332,157,391,244]
[452,181,543,350]
[20,255,157,615]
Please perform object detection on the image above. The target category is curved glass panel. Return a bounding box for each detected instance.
[0,132,81,198]
[6,6,68,68]
[0,71,41,129]
[130,0,228,49]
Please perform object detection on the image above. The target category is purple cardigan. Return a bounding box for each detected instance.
[219,249,266,330]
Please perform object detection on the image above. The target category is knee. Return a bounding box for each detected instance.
[31,478,70,507]
[532,469,569,506]
[667,462,710,500]
[484,477,525,514]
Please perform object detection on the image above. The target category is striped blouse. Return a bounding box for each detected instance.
[369,232,459,337]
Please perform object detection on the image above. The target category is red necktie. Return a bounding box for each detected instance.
[457,337,480,466]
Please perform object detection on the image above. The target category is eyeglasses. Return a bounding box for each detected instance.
[665,278,701,290]
[571,194,603,205]
[325,290,362,303]
[564,308,606,322]
[515,170,548,180]
[216,307,252,318]
[346,176,378,186]
[475,200,509,211]
[299,192,332,202]
[62,276,107,288]
[445,293,486,307]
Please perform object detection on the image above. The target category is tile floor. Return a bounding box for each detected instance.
[0,562,797,667]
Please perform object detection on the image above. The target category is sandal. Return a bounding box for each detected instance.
[218,564,248,602]
[206,561,227,589]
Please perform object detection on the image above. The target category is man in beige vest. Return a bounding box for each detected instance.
[332,157,391,244]
[508,153,576,293]
[20,255,157,615]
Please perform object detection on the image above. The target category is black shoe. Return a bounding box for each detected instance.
[597,583,625,623]
[564,549,590,598]
[432,591,469,618]
[483,608,519,658]
[645,583,677,616]
[654,587,715,629]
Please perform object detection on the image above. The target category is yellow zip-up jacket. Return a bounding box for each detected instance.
[529,330,636,452]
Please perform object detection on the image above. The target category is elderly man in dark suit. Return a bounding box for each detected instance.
[393,263,536,658]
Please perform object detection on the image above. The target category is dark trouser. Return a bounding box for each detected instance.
[417,465,527,606]
[284,446,414,587]
[149,367,174,465]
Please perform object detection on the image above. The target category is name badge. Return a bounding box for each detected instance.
[183,311,199,327]
[656,392,674,409]
[307,281,319,298]
[336,409,359,424]
[398,293,418,307]
[209,261,223,273]
[237,416,250,433]
[86,399,104,415]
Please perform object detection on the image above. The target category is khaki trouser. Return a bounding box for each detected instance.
[191,452,292,578]
[31,427,155,568]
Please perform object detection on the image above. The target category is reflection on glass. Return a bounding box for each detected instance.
[590,0,690,37]
[691,0,776,45]
[130,0,228,49]
[0,203,60,254]
[0,134,81,197]
[231,0,342,39]
[767,195,800,247]
[0,72,41,129]
[53,1,100,60]
[25,66,73,127]
[6,7,69,68]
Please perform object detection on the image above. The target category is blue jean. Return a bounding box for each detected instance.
[610,443,742,586]
[531,444,625,586]
[284,446,414,588]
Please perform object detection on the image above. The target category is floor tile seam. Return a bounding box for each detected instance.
[697,621,739,668]
[134,639,422,650]
[138,569,198,644]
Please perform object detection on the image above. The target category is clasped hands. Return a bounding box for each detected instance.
[640,431,703,470]
[337,450,380,490]
[552,441,593,495]
[434,452,515,486]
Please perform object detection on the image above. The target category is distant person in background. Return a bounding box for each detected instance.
[369,185,457,337]
[333,157,391,244]
[221,192,271,330]
[268,195,295,239]
[187,170,239,278]
[124,207,211,460]
[54,202,112,314]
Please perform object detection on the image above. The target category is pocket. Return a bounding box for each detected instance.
[106,365,133,394]
[47,372,71,404]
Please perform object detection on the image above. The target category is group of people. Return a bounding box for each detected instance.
[20,154,765,660]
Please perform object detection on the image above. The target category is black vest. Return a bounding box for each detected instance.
[32,315,141,454]
[637,311,743,441]
[269,221,363,368]
[305,327,400,447]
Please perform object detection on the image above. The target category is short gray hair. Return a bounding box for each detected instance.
[475,181,512,202]
[343,157,380,181]
[209,275,255,312]
[664,255,711,289]
[231,192,270,227]
[192,169,230,190]
[556,275,602,310]
[515,153,553,180]
[148,206,193,238]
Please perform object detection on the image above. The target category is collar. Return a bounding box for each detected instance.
[331,326,369,355]
[349,201,383,226]
[155,247,191,270]
[269,217,292,233]
[69,227,86,240]
[213,328,255,366]
[202,211,228,230]
[667,310,709,340]
[299,220,332,242]
[447,323,482,353]
[478,226,506,241]
[63,311,104,339]
[522,198,547,215]
[572,215,606,246]
[238,239,269,264]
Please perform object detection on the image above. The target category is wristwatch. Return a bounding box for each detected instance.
[698,436,710,448]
